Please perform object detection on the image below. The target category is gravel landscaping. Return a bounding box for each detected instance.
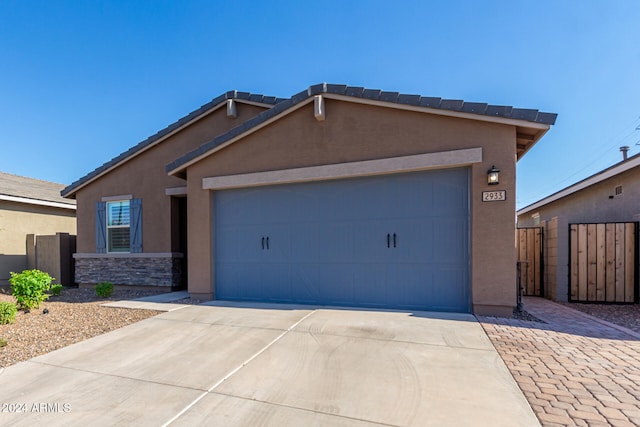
[0,287,164,368]
[558,301,640,334]
[516,301,640,334]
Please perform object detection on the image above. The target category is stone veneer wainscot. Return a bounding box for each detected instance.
[73,253,183,288]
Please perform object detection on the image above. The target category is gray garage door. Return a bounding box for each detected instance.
[214,168,470,312]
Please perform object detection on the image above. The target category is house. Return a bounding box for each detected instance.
[0,172,77,286]
[517,149,640,303]
[61,83,556,316]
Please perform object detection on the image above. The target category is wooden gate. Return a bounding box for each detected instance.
[569,222,638,303]
[516,227,543,296]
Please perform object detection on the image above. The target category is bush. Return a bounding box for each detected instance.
[49,284,63,296]
[0,337,7,348]
[9,269,53,309]
[0,302,17,325]
[95,282,114,298]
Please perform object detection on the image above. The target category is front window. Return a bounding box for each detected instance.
[107,200,130,252]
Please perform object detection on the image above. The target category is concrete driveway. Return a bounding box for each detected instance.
[0,302,538,426]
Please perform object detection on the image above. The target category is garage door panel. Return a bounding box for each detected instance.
[319,222,355,263]
[290,264,320,303]
[215,226,239,263]
[216,188,271,225]
[392,220,433,263]
[431,176,468,216]
[323,265,363,305]
[284,188,322,223]
[262,225,291,263]
[324,179,393,221]
[289,224,320,263]
[222,225,264,263]
[432,218,468,263]
[432,268,468,312]
[217,262,264,301]
[214,168,470,312]
[354,264,388,307]
[215,262,238,300]
[386,264,433,308]
[261,263,292,302]
[351,221,390,263]
[386,174,434,219]
[259,189,289,224]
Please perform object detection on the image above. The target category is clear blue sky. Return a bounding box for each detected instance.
[1,1,638,209]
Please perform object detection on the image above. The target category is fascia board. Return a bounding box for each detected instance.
[518,157,640,215]
[0,194,77,210]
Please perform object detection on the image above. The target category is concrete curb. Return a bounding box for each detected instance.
[529,299,640,340]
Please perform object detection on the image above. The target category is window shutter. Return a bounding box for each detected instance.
[96,201,107,253]
[130,198,143,253]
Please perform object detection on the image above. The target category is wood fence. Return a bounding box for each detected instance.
[569,223,637,303]
[516,227,543,296]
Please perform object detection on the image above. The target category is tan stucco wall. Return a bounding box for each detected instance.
[519,166,640,228]
[0,201,76,285]
[517,165,640,301]
[185,99,518,314]
[74,102,268,254]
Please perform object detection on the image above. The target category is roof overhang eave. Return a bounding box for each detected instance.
[516,125,551,161]
[0,194,77,210]
[167,94,552,177]
[167,97,316,178]
[518,154,640,216]
[60,98,276,199]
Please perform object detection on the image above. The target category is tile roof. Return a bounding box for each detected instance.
[60,90,286,198]
[0,171,76,207]
[61,83,557,197]
[305,83,556,124]
[166,83,558,175]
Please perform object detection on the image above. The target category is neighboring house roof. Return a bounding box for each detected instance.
[0,171,76,210]
[517,152,640,215]
[60,90,287,198]
[167,83,558,177]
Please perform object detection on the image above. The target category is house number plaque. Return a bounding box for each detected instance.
[482,190,506,202]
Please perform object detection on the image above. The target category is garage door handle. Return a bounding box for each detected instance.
[266,236,270,250]
[261,237,265,250]
[393,233,397,248]
[387,233,390,248]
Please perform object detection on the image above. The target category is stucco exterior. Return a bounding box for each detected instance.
[184,99,522,315]
[63,84,555,315]
[73,102,268,254]
[517,155,640,302]
[0,200,76,285]
[67,100,270,289]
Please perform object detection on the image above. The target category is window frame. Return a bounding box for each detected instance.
[106,200,131,253]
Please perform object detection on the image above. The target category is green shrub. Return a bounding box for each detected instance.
[0,337,7,348]
[9,269,53,309]
[0,302,17,325]
[49,284,63,296]
[95,282,114,298]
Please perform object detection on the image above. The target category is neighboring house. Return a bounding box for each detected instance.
[517,150,640,302]
[0,172,77,285]
[62,83,556,316]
